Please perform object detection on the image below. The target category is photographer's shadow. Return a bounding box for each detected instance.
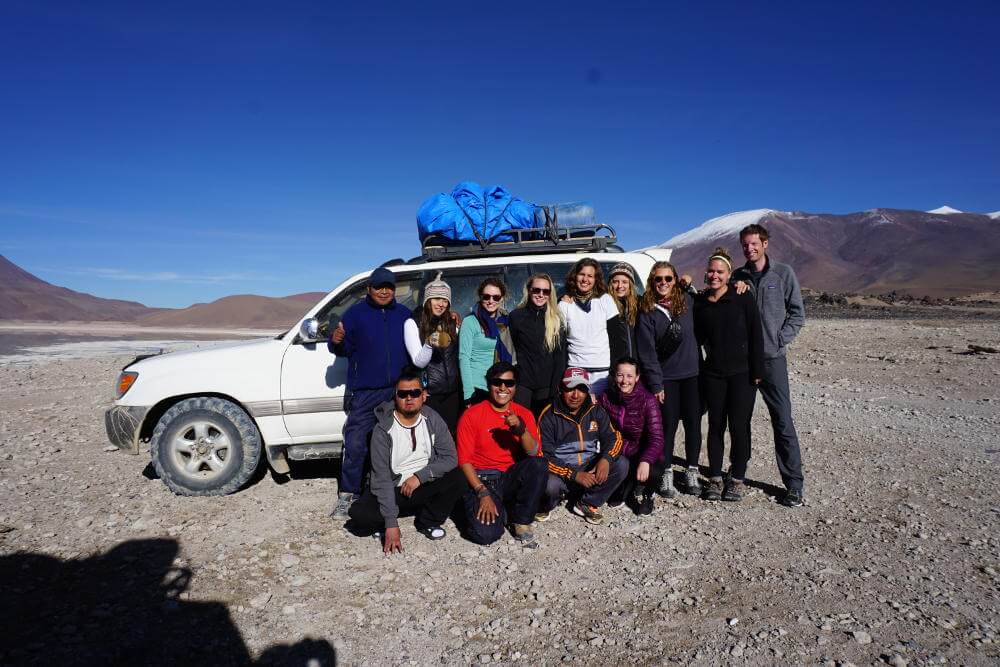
[0,538,336,666]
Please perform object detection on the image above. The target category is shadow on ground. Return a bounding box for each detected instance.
[0,538,336,666]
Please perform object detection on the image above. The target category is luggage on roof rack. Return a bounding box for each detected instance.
[419,223,619,260]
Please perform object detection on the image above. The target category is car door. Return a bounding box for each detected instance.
[279,271,423,443]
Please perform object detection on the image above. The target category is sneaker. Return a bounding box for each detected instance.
[574,502,604,525]
[417,525,447,540]
[702,477,724,502]
[533,511,551,523]
[658,470,677,498]
[684,468,702,496]
[722,479,745,502]
[513,523,539,549]
[637,495,655,516]
[330,492,357,520]
[779,489,804,507]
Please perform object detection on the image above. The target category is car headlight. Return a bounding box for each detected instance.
[116,371,138,398]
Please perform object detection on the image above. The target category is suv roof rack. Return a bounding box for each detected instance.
[416,223,619,262]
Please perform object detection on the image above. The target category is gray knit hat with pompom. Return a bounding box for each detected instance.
[423,272,452,304]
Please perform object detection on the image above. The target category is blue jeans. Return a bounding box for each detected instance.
[462,457,549,545]
[339,387,394,495]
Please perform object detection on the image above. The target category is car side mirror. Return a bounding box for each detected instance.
[298,317,322,344]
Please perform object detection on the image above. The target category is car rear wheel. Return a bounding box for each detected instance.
[150,397,262,496]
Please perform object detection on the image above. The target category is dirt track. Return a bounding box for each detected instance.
[1,317,998,666]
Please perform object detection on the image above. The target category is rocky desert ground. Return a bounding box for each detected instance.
[1,314,998,666]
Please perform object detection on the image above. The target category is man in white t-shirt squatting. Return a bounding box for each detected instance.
[347,368,468,554]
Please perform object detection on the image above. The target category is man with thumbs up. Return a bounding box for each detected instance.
[330,267,411,520]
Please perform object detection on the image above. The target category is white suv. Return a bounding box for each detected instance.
[105,229,672,495]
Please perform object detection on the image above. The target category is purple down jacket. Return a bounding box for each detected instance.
[598,382,665,465]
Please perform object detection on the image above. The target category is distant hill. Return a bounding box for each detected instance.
[0,255,324,327]
[137,294,316,329]
[656,206,1000,298]
[0,255,157,321]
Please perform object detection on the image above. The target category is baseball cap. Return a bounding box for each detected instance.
[561,367,590,389]
[368,267,396,288]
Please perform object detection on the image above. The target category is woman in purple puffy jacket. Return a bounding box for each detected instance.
[598,356,666,515]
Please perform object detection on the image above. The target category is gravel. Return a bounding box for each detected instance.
[1,317,998,665]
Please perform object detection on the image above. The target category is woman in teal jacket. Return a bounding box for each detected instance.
[460,277,515,403]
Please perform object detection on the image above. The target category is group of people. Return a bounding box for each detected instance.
[330,223,806,553]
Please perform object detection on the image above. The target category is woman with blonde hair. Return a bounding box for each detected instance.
[636,260,702,498]
[509,273,567,415]
[606,263,640,366]
[693,248,764,502]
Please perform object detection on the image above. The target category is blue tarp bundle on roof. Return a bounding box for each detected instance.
[417,181,536,243]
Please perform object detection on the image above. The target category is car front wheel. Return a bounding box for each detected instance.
[150,397,262,496]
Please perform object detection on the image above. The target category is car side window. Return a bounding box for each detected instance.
[531,260,644,297]
[316,271,424,336]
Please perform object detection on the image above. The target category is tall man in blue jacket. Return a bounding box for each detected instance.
[330,267,411,519]
[732,224,806,507]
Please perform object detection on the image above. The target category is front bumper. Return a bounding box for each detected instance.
[104,405,150,454]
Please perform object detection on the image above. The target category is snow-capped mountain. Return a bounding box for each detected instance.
[926,205,963,215]
[656,208,1000,297]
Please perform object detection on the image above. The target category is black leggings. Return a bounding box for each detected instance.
[701,372,757,480]
[514,385,553,419]
[661,376,702,468]
[426,389,463,437]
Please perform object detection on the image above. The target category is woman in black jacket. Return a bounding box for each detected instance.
[509,273,566,416]
[404,273,463,434]
[607,263,640,366]
[694,248,765,503]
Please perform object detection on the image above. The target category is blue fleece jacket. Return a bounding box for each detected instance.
[332,296,411,391]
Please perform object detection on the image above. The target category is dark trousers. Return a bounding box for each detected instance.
[702,371,757,480]
[426,389,463,437]
[462,457,548,545]
[514,385,552,418]
[610,455,666,503]
[544,456,630,509]
[661,376,702,468]
[758,356,805,492]
[348,468,468,531]
[340,387,394,495]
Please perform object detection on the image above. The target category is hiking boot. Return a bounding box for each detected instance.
[330,492,357,520]
[779,489,804,508]
[722,479,745,502]
[513,523,539,549]
[683,468,702,495]
[658,470,677,498]
[533,511,551,523]
[702,477,724,502]
[637,494,655,516]
[574,502,604,525]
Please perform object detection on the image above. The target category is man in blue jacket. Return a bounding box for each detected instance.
[732,224,806,508]
[330,267,411,519]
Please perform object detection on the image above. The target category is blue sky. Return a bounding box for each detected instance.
[2,1,998,308]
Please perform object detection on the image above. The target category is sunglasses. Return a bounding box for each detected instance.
[653,275,675,284]
[530,287,551,296]
[395,389,423,399]
[480,293,503,302]
[488,378,516,388]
